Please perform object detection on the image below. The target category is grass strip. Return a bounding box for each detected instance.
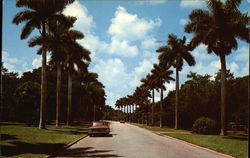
[0,122,89,158]
[132,123,248,158]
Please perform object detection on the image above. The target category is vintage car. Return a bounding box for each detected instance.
[88,121,110,137]
[120,120,125,123]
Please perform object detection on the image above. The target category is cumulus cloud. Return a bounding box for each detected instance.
[107,39,139,57]
[181,44,248,79]
[63,0,94,33]
[140,37,159,50]
[136,0,167,5]
[108,6,161,41]
[91,57,158,107]
[233,46,249,61]
[3,51,21,72]
[2,51,32,75]
[180,0,205,8]
[31,55,51,69]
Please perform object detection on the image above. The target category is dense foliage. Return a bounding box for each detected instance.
[192,117,217,134]
[160,71,248,130]
[1,66,107,125]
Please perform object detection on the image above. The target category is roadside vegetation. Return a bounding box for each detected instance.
[0,122,89,158]
[133,123,248,158]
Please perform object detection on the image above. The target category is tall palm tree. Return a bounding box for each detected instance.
[156,34,195,129]
[28,16,80,127]
[82,72,105,121]
[184,0,249,135]
[12,0,74,129]
[151,64,175,128]
[141,73,158,125]
[65,43,91,125]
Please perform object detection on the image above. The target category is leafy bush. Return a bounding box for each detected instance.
[192,117,217,134]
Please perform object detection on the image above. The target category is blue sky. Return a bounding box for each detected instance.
[3,0,249,108]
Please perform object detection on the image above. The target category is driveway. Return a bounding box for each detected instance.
[53,121,232,158]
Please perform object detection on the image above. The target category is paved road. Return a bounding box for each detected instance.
[54,121,232,158]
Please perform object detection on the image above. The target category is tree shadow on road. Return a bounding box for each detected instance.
[55,147,123,157]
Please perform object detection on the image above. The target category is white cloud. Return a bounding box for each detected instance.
[107,38,139,57]
[91,58,129,89]
[63,0,94,33]
[180,0,205,8]
[241,60,249,75]
[134,59,154,75]
[179,18,188,25]
[3,51,21,64]
[228,62,239,73]
[2,51,32,75]
[137,0,167,5]
[2,51,21,72]
[31,55,51,69]
[141,37,159,50]
[234,46,249,61]
[191,44,215,61]
[108,6,161,41]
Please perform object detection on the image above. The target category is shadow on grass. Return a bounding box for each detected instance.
[55,147,123,157]
[223,135,248,141]
[49,129,88,135]
[0,122,23,126]
[0,141,66,157]
[0,134,18,141]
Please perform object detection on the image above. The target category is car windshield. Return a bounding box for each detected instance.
[93,121,108,126]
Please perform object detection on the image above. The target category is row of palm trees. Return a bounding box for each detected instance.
[12,0,97,128]
[115,0,249,135]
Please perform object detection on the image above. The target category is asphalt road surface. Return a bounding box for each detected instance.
[54,121,232,158]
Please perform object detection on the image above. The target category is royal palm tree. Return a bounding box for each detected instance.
[13,0,74,129]
[65,43,91,125]
[156,34,195,129]
[141,73,158,125]
[28,16,82,127]
[151,64,175,128]
[82,72,105,121]
[184,0,249,135]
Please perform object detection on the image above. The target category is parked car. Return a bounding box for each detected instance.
[120,120,125,123]
[88,121,110,137]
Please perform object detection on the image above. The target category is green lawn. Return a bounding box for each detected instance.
[0,122,90,158]
[132,123,248,158]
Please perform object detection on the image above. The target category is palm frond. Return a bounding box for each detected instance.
[20,19,39,39]
[182,51,196,66]
[28,35,43,47]
[12,10,36,25]
[225,0,241,10]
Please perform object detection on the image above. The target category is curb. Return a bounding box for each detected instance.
[130,123,234,158]
[45,135,88,158]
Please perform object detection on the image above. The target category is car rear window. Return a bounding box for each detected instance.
[93,121,109,126]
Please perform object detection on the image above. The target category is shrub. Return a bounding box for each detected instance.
[192,117,217,134]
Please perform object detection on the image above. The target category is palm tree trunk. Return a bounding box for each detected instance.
[152,89,155,126]
[93,104,96,121]
[138,109,140,124]
[160,87,163,128]
[56,63,62,127]
[67,72,72,126]
[142,112,144,125]
[39,23,47,129]
[175,68,179,129]
[220,54,227,136]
